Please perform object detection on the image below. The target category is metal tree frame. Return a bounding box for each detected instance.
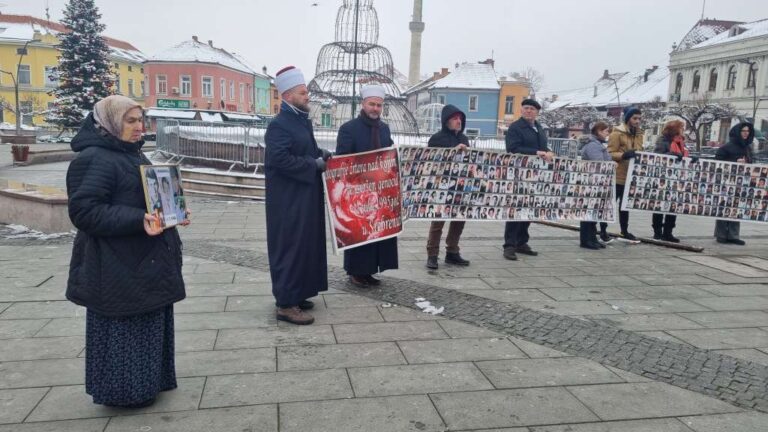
[309,0,419,134]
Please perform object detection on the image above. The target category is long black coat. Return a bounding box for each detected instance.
[428,104,469,148]
[505,117,549,155]
[265,104,328,306]
[336,114,398,275]
[716,122,754,163]
[66,114,185,317]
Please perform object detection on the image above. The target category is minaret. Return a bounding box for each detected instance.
[408,0,425,86]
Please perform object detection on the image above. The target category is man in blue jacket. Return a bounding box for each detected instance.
[265,66,331,325]
[502,98,553,260]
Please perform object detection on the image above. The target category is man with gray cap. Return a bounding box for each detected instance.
[265,66,331,325]
[336,83,398,287]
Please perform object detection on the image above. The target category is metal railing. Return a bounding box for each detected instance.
[154,119,583,171]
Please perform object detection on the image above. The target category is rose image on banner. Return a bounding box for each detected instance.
[323,147,403,251]
[623,152,768,223]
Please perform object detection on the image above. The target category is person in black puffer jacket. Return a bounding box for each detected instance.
[425,104,471,270]
[66,95,187,408]
[714,122,754,245]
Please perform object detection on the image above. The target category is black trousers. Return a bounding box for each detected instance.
[615,184,629,233]
[503,221,530,250]
[652,213,676,230]
[580,222,597,245]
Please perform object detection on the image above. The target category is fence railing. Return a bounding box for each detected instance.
[154,119,581,171]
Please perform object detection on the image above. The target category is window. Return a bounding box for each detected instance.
[708,68,718,92]
[114,63,119,69]
[202,76,213,97]
[437,94,446,105]
[44,66,58,88]
[468,95,478,112]
[156,75,167,95]
[691,70,700,93]
[726,65,737,90]
[465,128,480,137]
[240,83,246,102]
[220,79,226,100]
[747,65,757,89]
[141,80,146,97]
[321,113,332,127]
[273,89,278,99]
[181,75,192,96]
[114,73,121,93]
[20,101,33,126]
[128,65,133,72]
[230,81,235,100]
[674,73,683,94]
[140,67,144,74]
[18,65,31,85]
[128,79,134,97]
[504,96,515,115]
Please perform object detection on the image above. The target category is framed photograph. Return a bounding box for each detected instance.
[140,164,188,228]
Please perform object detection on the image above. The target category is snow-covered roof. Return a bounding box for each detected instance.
[0,14,145,64]
[223,113,261,121]
[690,19,768,50]
[539,67,669,109]
[148,38,256,76]
[431,62,500,90]
[198,112,223,123]
[675,19,742,52]
[146,109,197,119]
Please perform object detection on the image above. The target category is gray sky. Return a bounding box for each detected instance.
[5,0,768,91]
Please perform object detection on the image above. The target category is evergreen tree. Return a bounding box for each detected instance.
[47,0,114,128]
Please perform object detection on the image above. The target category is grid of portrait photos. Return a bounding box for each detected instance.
[623,152,768,223]
[140,164,189,228]
[398,145,617,222]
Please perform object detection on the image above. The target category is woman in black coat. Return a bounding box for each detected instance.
[714,122,754,245]
[66,95,188,407]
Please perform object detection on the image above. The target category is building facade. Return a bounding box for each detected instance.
[668,19,768,146]
[497,78,531,134]
[144,36,255,114]
[0,14,145,126]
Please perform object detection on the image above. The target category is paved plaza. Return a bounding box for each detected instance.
[4,147,768,430]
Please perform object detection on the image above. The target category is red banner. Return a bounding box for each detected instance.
[323,148,402,251]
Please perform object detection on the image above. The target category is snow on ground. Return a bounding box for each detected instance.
[1,224,74,240]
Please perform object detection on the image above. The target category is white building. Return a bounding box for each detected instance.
[668,18,768,146]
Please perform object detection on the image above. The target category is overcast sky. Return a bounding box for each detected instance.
[5,0,768,91]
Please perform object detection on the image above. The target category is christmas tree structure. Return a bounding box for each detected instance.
[47,0,114,128]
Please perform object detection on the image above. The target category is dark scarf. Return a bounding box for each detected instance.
[359,110,381,149]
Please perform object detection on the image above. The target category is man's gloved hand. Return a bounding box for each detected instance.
[321,149,333,161]
[676,153,684,162]
[622,150,637,160]
[690,156,700,163]
[315,157,327,172]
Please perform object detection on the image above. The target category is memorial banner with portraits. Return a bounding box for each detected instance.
[140,164,189,228]
[323,147,403,251]
[622,152,768,223]
[398,145,617,223]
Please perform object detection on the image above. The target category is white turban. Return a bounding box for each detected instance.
[275,66,305,94]
[361,84,386,100]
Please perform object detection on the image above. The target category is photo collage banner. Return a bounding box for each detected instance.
[398,145,617,223]
[622,152,768,223]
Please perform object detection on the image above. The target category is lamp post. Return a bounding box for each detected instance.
[12,38,42,136]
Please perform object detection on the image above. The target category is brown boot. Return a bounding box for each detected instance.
[276,306,315,325]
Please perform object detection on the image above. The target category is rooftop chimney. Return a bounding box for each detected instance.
[479,58,495,68]
[602,69,609,79]
[262,66,268,75]
[208,40,214,47]
[432,72,440,80]
[192,35,198,42]
[441,67,448,75]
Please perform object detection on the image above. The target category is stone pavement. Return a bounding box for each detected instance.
[3,197,768,431]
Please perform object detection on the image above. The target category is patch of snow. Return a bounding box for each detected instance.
[3,224,73,240]
[414,298,444,315]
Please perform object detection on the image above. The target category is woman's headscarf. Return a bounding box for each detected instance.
[93,95,142,139]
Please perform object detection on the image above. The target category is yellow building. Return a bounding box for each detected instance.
[497,78,531,134]
[0,15,146,127]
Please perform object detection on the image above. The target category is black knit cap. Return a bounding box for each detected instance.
[521,98,541,110]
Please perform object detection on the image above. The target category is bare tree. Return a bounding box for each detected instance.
[0,95,48,126]
[510,67,545,95]
[666,95,739,150]
[538,105,608,138]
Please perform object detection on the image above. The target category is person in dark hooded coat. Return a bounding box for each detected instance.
[265,67,331,325]
[66,95,187,408]
[336,84,398,287]
[714,122,754,245]
[425,104,471,269]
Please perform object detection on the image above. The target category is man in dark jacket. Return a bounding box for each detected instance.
[265,66,331,325]
[336,84,398,286]
[425,104,471,269]
[502,98,553,260]
[714,122,754,245]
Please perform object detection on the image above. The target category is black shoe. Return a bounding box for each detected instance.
[652,231,663,240]
[349,275,370,287]
[445,252,470,266]
[516,244,538,256]
[426,256,439,269]
[661,234,680,243]
[620,232,640,243]
[276,300,315,310]
[364,275,381,285]
[728,239,746,246]
[716,238,729,244]
[599,231,613,243]
[597,241,606,248]
[580,242,600,250]
[503,248,517,260]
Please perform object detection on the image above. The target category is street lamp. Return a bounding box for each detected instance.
[1,38,42,138]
